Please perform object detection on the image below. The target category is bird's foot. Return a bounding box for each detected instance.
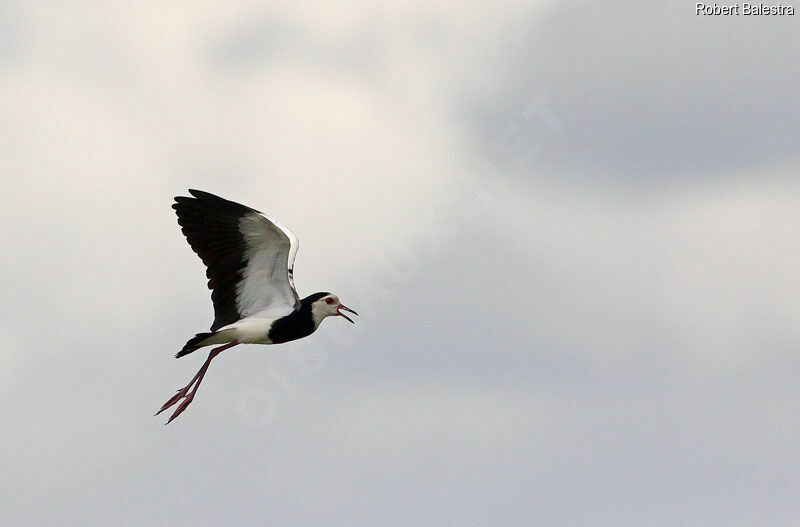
[156,386,192,418]
[155,341,237,424]
[164,392,195,424]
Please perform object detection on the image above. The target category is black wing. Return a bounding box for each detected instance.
[173,189,300,331]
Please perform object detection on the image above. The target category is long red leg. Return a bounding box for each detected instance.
[156,341,239,424]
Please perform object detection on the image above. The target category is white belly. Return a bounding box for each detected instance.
[214,317,274,345]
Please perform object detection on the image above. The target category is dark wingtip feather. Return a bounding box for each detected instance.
[188,189,229,204]
[171,189,265,331]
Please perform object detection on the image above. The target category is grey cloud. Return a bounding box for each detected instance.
[209,13,299,67]
[208,11,386,76]
[458,1,800,184]
[0,2,27,67]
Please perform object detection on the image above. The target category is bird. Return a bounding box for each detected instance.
[156,189,358,424]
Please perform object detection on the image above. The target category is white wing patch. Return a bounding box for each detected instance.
[236,213,301,320]
[264,214,300,296]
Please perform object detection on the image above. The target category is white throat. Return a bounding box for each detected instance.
[310,302,331,328]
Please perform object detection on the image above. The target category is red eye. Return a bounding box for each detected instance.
[325,297,335,305]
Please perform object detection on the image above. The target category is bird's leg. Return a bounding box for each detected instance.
[156,367,206,413]
[156,341,239,424]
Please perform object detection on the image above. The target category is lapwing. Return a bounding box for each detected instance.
[156,190,357,424]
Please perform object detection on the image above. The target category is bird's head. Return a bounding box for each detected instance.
[310,293,358,325]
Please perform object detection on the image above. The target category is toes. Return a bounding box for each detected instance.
[166,395,194,424]
[156,390,187,415]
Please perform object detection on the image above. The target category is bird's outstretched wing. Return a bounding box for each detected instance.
[173,189,300,331]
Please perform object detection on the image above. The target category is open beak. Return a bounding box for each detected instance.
[337,303,358,324]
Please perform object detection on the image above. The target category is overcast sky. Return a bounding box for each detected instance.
[2,2,800,525]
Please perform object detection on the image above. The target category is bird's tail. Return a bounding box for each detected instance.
[176,332,215,358]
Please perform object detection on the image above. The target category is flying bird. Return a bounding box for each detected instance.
[157,189,357,423]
